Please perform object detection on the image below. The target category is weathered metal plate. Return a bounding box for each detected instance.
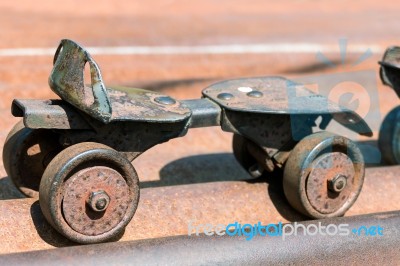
[49,39,112,123]
[203,76,354,114]
[49,39,191,124]
[107,87,191,122]
[12,92,191,129]
[11,99,91,129]
[203,76,372,136]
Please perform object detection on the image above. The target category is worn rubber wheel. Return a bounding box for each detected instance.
[283,131,364,218]
[39,142,140,244]
[3,120,63,198]
[378,105,400,164]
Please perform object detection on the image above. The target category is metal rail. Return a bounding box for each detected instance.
[1,210,399,265]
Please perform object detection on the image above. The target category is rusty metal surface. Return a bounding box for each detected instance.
[1,210,400,265]
[108,87,192,122]
[0,0,399,261]
[9,38,377,234]
[0,160,399,254]
[306,152,355,214]
[203,76,373,136]
[12,99,91,130]
[50,39,112,123]
[2,38,381,245]
[62,166,131,236]
[180,99,221,128]
[50,39,192,124]
[0,107,373,244]
[283,131,364,218]
[39,142,140,244]
[203,76,342,114]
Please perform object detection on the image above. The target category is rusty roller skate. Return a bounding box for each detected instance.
[378,46,400,164]
[3,39,372,243]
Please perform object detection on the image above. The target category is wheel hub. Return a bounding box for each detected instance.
[62,166,132,236]
[306,152,355,214]
[87,190,110,212]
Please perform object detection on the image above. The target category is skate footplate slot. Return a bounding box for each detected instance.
[12,99,91,129]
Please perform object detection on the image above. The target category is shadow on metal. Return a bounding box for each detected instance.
[131,77,215,92]
[282,59,343,74]
[148,140,382,190]
[153,154,306,221]
[29,201,73,248]
[28,201,125,248]
[356,140,383,167]
[0,177,25,200]
[141,153,249,189]
[259,170,308,222]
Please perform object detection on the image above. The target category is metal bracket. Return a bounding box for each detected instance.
[202,76,372,136]
[49,39,192,124]
[50,39,112,123]
[379,46,400,97]
[12,99,91,129]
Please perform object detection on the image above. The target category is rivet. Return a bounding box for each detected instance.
[217,93,234,100]
[247,91,263,98]
[154,96,176,105]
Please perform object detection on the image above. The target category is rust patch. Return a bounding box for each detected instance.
[306,152,355,214]
[203,76,348,114]
[62,166,131,236]
[107,87,191,122]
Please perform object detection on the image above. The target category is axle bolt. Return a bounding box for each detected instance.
[328,175,347,193]
[87,190,110,212]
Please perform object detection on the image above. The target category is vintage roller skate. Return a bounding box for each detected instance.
[378,46,400,164]
[3,39,372,243]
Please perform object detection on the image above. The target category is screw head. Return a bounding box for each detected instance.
[217,93,234,100]
[328,175,347,193]
[247,90,263,98]
[87,190,110,212]
[154,96,176,105]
